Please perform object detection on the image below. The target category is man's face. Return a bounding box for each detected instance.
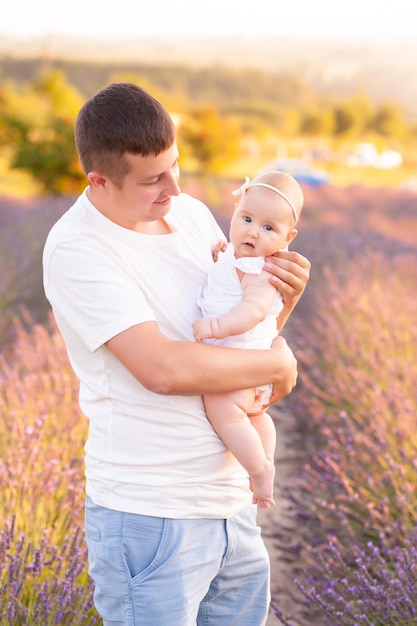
[95,143,181,231]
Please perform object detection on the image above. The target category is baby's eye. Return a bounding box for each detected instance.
[243,216,251,223]
[264,225,273,231]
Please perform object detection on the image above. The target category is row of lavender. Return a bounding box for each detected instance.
[0,319,99,623]
[0,185,416,623]
[272,188,417,625]
[0,193,106,623]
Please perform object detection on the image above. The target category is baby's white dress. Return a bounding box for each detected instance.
[197,243,284,409]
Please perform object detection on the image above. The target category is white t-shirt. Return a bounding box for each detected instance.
[43,189,251,518]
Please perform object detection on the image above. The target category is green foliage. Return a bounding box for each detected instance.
[0,71,85,195]
[0,60,416,195]
[301,108,335,135]
[371,100,406,138]
[333,102,359,135]
[178,106,241,175]
[330,91,373,136]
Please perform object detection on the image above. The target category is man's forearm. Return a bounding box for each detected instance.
[160,340,295,396]
[107,322,297,397]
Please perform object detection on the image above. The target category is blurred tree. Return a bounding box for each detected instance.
[178,105,241,175]
[0,71,84,195]
[350,90,374,131]
[370,100,406,139]
[301,108,335,136]
[332,102,359,136]
[281,108,303,136]
[0,64,415,195]
[332,92,376,138]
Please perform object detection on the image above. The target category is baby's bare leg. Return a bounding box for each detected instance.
[203,390,275,509]
[247,411,276,464]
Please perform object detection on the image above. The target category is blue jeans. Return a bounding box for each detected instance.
[85,497,270,625]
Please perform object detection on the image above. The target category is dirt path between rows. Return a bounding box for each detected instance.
[257,402,306,625]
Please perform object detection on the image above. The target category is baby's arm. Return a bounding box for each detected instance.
[193,271,277,342]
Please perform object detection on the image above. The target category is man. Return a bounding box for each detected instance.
[43,82,310,625]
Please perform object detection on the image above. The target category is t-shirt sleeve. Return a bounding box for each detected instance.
[44,234,156,352]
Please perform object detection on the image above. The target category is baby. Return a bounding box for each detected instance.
[193,170,304,508]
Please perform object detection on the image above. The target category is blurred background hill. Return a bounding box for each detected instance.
[1,34,417,199]
[1,36,417,119]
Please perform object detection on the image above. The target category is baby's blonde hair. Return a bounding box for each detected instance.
[251,171,304,222]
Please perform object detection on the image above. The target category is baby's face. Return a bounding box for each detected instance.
[229,190,295,258]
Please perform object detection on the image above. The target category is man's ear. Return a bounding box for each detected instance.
[286,228,298,245]
[87,171,108,191]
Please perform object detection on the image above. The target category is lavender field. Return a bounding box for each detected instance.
[271,185,417,625]
[1,182,416,624]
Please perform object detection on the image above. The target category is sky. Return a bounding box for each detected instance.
[1,0,416,44]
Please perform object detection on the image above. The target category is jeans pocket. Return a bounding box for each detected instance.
[120,513,171,583]
[85,520,101,543]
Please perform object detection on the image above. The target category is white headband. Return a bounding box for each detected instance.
[232,176,298,223]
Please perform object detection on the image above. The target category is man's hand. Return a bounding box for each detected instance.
[264,249,310,301]
[267,335,298,404]
[264,249,311,330]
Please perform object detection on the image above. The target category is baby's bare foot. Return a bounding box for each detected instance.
[250,462,275,509]
[252,495,275,509]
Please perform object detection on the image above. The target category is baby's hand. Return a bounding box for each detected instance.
[212,239,228,263]
[192,317,213,342]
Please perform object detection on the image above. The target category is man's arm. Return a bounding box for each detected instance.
[106,321,297,399]
[264,249,310,331]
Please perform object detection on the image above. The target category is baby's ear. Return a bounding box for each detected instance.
[286,229,298,245]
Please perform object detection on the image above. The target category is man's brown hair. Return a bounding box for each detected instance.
[75,82,176,186]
